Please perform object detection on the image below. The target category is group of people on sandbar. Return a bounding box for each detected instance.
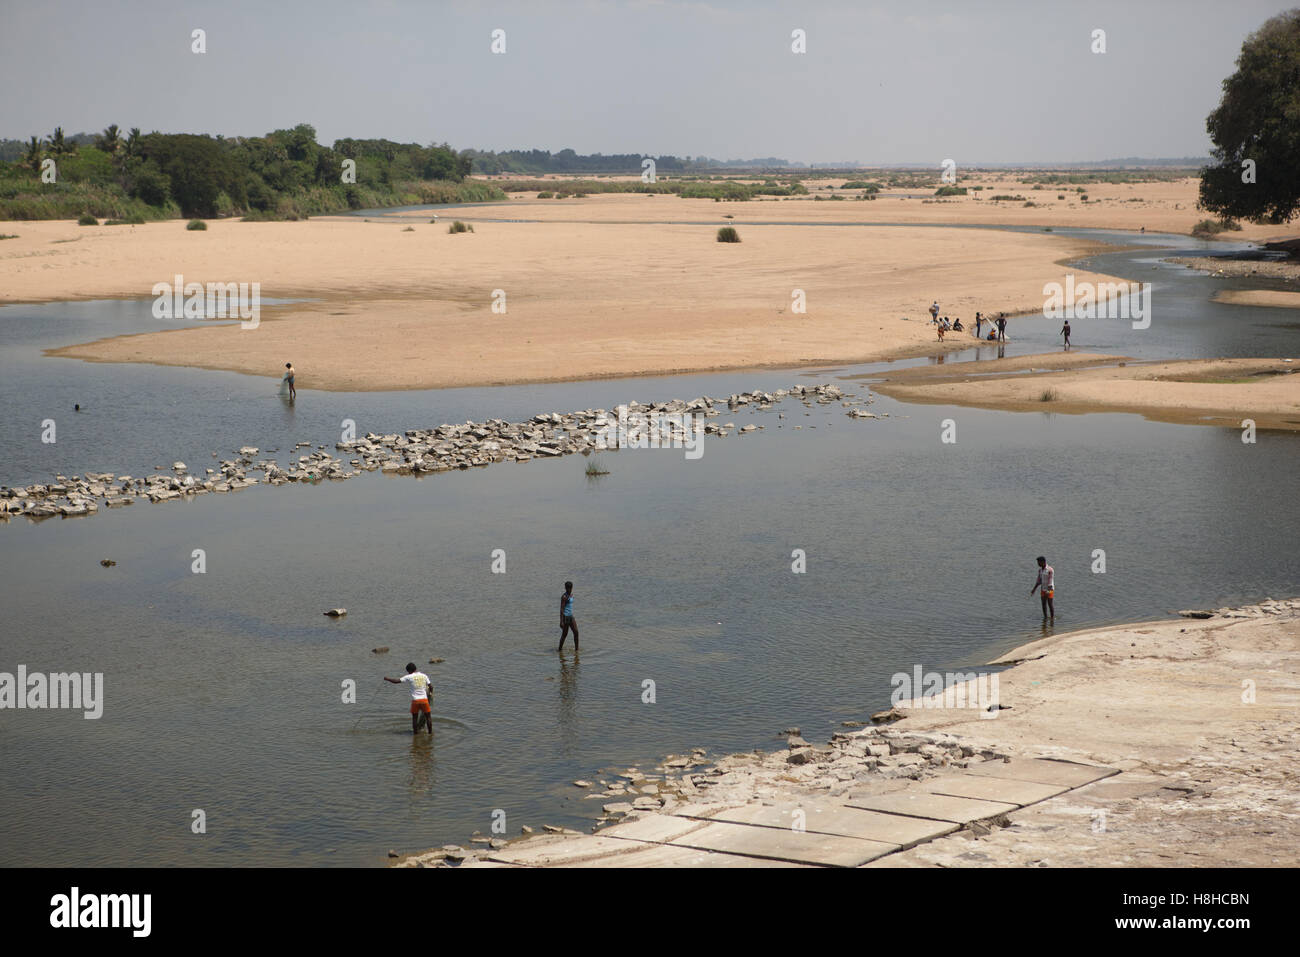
[930,301,1008,342]
[929,302,1073,349]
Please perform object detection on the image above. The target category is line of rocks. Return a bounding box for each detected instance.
[396,722,1007,867]
[1,382,883,525]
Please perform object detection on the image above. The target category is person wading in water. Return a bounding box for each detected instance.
[558,580,579,652]
[1030,555,1055,621]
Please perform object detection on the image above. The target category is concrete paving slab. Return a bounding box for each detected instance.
[962,757,1117,788]
[455,858,524,868]
[564,842,811,868]
[846,789,1018,824]
[1069,771,1172,801]
[708,801,956,847]
[668,819,896,866]
[599,813,709,844]
[665,802,737,819]
[485,834,637,866]
[921,774,1069,805]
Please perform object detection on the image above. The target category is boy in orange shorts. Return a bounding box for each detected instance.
[384,662,433,735]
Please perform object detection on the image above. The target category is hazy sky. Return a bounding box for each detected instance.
[1,0,1294,163]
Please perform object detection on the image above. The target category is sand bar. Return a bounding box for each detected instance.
[1,215,1118,392]
[869,354,1300,430]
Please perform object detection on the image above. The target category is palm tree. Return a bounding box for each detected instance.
[22,136,41,170]
[46,127,68,156]
[95,124,122,154]
[123,127,142,162]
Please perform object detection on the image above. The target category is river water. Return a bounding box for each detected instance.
[1,227,1298,866]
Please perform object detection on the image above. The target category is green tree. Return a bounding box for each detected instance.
[95,124,122,155]
[22,136,42,170]
[128,160,172,207]
[123,127,143,161]
[46,127,70,156]
[137,133,241,216]
[1200,10,1300,223]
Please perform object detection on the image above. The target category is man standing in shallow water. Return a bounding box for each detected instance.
[384,662,433,734]
[1030,556,1055,621]
[558,580,579,652]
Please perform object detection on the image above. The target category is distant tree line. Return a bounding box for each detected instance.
[0,123,499,221]
[464,148,803,174]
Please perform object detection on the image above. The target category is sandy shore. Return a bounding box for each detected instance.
[401,598,1299,867]
[1213,289,1300,309]
[5,216,1116,392]
[869,354,1300,430]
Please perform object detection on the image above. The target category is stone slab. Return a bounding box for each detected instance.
[846,789,1018,824]
[599,813,709,844]
[1069,771,1173,801]
[484,835,635,866]
[665,802,738,820]
[962,757,1117,788]
[564,842,810,868]
[668,819,896,867]
[455,858,524,868]
[921,774,1069,806]
[707,801,955,847]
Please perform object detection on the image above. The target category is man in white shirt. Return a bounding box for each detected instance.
[1030,555,1055,621]
[384,662,433,735]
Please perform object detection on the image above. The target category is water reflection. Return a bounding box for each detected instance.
[557,653,581,754]
[406,734,437,802]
